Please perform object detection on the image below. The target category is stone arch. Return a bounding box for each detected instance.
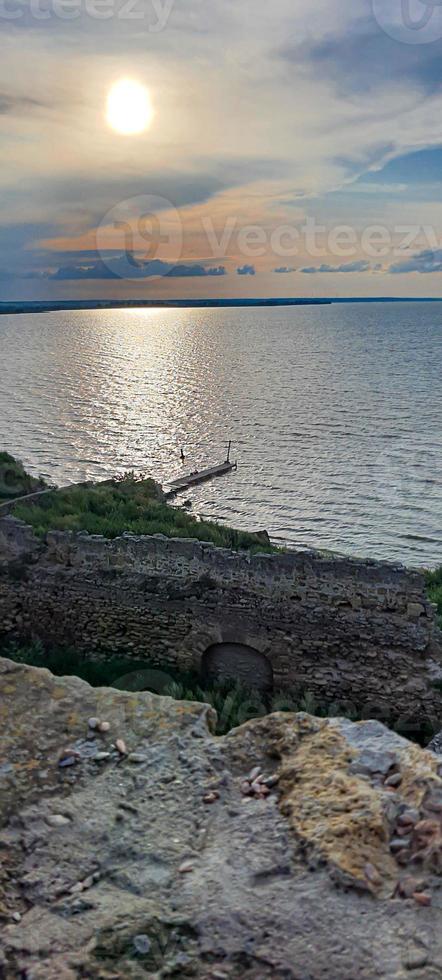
[201,642,273,693]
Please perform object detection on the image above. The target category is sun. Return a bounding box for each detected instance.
[106,79,154,135]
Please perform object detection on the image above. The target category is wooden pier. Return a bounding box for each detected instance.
[167,443,237,495]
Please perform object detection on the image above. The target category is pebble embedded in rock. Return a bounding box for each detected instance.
[397,877,426,899]
[203,791,220,804]
[413,892,432,907]
[385,772,402,788]
[242,769,277,798]
[46,814,71,827]
[414,818,439,839]
[133,934,151,955]
[11,912,21,923]
[398,810,420,827]
[396,849,412,867]
[69,882,84,895]
[178,860,194,873]
[98,721,110,733]
[263,774,279,788]
[94,752,111,762]
[128,753,148,763]
[404,949,428,970]
[88,718,100,730]
[115,739,127,755]
[118,801,138,814]
[390,837,410,853]
[397,824,414,837]
[58,756,78,768]
[250,779,271,798]
[364,863,381,886]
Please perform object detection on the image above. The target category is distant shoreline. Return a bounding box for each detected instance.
[0,298,329,315]
[0,296,441,315]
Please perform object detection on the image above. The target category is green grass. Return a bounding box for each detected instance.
[10,471,279,553]
[0,639,152,688]
[0,452,48,501]
[0,638,359,735]
[1,638,433,741]
[426,567,442,628]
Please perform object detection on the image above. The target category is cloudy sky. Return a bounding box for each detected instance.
[2,0,442,299]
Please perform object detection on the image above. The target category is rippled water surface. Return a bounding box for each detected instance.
[1,302,441,566]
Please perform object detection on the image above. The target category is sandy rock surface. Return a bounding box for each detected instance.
[1,656,442,978]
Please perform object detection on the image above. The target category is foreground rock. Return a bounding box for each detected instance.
[1,658,442,978]
[428,730,442,755]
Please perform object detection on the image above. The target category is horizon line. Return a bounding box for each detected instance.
[1,295,442,315]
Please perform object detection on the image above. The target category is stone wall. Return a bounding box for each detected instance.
[0,515,441,725]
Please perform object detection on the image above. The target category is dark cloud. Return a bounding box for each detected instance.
[389,249,442,274]
[0,221,60,280]
[44,249,117,261]
[237,264,256,276]
[33,156,291,230]
[0,92,45,116]
[43,173,225,226]
[281,18,442,95]
[301,260,371,274]
[274,266,295,274]
[0,172,232,277]
[49,261,118,281]
[166,264,226,278]
[47,257,226,280]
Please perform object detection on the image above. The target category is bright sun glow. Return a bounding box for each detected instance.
[106,79,153,135]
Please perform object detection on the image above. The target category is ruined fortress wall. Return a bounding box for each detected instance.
[0,515,441,722]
